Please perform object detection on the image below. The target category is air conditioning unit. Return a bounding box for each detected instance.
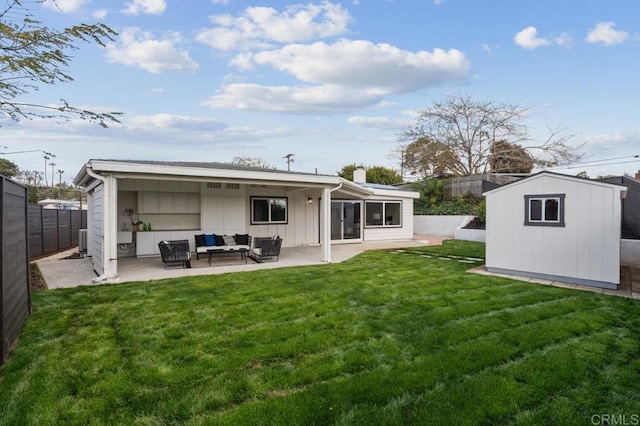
[79,229,88,253]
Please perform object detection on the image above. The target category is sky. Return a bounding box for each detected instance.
[1,0,639,185]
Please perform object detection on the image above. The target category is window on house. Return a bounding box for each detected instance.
[251,197,288,224]
[365,201,402,227]
[524,194,565,227]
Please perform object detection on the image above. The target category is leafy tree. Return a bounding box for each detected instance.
[337,163,402,185]
[231,156,275,169]
[0,0,121,127]
[0,157,19,177]
[403,137,456,178]
[489,140,534,173]
[399,93,583,177]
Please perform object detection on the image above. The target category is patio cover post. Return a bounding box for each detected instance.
[321,187,331,262]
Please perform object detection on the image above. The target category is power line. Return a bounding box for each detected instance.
[558,159,640,170]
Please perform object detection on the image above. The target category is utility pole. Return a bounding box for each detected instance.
[42,151,56,189]
[283,153,294,171]
[43,154,50,187]
[50,162,56,190]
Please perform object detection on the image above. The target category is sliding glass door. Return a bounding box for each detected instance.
[331,201,362,242]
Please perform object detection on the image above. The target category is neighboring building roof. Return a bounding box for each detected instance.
[482,170,627,196]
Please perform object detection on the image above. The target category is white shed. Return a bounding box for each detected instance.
[483,171,627,289]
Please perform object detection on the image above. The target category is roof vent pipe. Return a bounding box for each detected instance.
[353,166,366,183]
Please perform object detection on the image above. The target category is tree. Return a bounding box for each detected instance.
[403,137,457,178]
[231,156,275,169]
[0,0,121,127]
[398,93,583,177]
[337,164,402,185]
[0,158,19,177]
[489,140,534,173]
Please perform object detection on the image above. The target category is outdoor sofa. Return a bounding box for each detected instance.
[194,233,252,260]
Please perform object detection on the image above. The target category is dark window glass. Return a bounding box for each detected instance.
[270,199,287,222]
[252,199,269,222]
[385,203,401,225]
[365,202,384,226]
[530,199,542,221]
[545,199,559,221]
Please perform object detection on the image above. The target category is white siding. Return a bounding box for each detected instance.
[363,198,414,242]
[486,173,623,287]
[246,187,321,247]
[92,183,104,275]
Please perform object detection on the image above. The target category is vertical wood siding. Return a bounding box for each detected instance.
[92,184,104,275]
[486,174,622,285]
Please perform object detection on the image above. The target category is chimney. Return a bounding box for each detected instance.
[353,166,366,183]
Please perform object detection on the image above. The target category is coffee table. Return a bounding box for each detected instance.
[207,247,249,265]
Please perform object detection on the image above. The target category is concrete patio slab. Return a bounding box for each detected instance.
[37,237,443,289]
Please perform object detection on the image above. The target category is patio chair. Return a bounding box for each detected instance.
[249,236,282,263]
[158,240,192,269]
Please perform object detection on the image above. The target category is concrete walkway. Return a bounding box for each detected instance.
[37,237,443,289]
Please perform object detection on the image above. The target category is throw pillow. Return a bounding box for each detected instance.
[234,234,249,245]
[214,234,225,246]
[223,235,236,246]
[204,234,216,246]
[195,234,205,247]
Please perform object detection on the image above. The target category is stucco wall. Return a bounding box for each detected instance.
[413,215,474,238]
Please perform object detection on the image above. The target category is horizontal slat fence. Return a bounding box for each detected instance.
[27,205,87,260]
[1,176,30,365]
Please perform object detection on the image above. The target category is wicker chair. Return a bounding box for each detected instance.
[249,237,282,263]
[158,240,192,269]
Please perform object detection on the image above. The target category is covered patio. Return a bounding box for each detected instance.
[38,237,442,289]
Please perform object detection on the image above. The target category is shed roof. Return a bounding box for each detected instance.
[482,171,627,196]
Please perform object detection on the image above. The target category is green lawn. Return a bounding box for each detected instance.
[2,240,640,425]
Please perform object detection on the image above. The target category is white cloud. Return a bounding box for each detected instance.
[122,0,167,15]
[105,27,199,73]
[195,2,351,51]
[212,0,229,4]
[236,39,470,93]
[514,26,552,49]
[150,88,164,94]
[554,32,573,47]
[92,9,108,19]
[585,22,629,45]
[202,84,382,114]
[207,40,470,114]
[347,116,405,130]
[43,0,87,13]
[125,114,227,132]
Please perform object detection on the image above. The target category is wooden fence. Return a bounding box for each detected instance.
[28,205,87,260]
[1,176,30,365]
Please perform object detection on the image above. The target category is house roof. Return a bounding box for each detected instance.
[482,170,628,196]
[74,159,419,199]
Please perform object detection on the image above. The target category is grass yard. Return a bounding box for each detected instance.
[2,240,640,425]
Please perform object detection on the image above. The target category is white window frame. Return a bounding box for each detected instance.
[365,201,402,228]
[524,194,565,227]
[251,196,288,225]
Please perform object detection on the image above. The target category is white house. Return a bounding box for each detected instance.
[73,160,419,281]
[483,171,627,289]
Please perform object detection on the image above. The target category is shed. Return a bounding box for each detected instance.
[483,171,627,289]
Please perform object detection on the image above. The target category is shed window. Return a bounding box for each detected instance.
[524,194,565,227]
[251,197,288,224]
[365,201,402,227]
